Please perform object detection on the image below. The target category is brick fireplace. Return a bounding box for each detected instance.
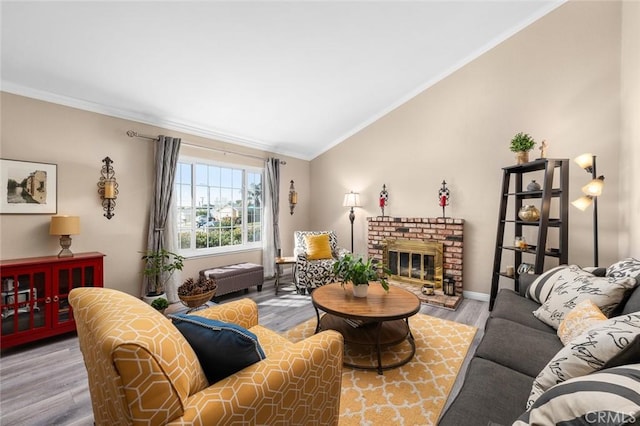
[367,217,464,309]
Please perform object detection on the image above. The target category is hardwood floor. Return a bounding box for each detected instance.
[0,278,489,425]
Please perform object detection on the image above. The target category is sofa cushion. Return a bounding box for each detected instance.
[622,287,640,315]
[305,234,333,260]
[170,314,266,385]
[557,299,607,345]
[527,265,568,303]
[515,364,640,426]
[490,289,556,334]
[532,265,636,329]
[607,258,640,281]
[476,317,563,378]
[438,358,534,426]
[528,312,640,408]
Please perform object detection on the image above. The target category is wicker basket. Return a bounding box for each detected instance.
[178,288,217,308]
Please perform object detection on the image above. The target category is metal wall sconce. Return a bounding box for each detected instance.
[98,156,118,219]
[288,180,298,215]
[572,153,605,266]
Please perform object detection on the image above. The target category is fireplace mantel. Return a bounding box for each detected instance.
[367,217,464,303]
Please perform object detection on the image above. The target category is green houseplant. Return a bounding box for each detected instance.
[141,249,185,297]
[333,254,390,297]
[509,132,536,164]
[150,297,169,313]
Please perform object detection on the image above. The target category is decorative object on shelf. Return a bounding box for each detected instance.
[343,191,360,253]
[443,275,456,296]
[438,180,450,218]
[518,204,541,222]
[527,180,542,191]
[178,276,217,309]
[506,265,515,277]
[97,156,118,219]
[141,249,185,298]
[379,184,389,217]
[421,283,435,296]
[514,236,528,250]
[572,153,605,266]
[0,159,58,214]
[538,140,548,159]
[49,215,80,257]
[509,132,536,164]
[332,253,390,297]
[288,180,297,215]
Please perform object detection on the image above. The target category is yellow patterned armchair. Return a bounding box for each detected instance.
[69,287,343,425]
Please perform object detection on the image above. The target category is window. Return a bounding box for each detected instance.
[175,158,262,256]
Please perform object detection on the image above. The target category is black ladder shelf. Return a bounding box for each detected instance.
[489,158,569,310]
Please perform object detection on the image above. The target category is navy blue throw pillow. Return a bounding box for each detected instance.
[170,313,266,384]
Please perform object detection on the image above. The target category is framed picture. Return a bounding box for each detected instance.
[0,159,57,214]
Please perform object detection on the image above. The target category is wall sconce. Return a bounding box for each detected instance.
[50,215,80,257]
[98,156,118,219]
[288,180,297,215]
[572,153,605,266]
[343,191,361,253]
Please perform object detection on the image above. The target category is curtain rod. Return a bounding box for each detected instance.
[126,130,286,164]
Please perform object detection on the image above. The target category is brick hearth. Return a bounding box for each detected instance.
[367,216,464,309]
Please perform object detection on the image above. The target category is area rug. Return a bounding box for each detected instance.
[283,314,477,426]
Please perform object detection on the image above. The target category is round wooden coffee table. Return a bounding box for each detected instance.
[311,283,421,374]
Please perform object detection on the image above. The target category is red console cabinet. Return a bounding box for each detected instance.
[1,252,104,349]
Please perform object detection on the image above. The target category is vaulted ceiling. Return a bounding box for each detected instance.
[1,1,564,160]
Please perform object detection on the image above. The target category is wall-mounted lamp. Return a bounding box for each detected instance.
[98,156,118,219]
[50,215,80,257]
[343,191,361,253]
[288,180,297,215]
[572,153,605,266]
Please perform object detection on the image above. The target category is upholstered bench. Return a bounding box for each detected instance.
[199,263,264,297]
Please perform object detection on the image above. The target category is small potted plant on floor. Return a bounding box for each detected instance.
[150,297,169,314]
[332,254,390,297]
[509,132,536,164]
[141,248,185,303]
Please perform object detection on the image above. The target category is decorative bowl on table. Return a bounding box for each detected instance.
[178,277,217,308]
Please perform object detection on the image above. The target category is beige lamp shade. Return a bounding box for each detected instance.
[343,192,361,208]
[50,215,81,236]
[582,176,605,196]
[574,153,594,170]
[571,195,593,211]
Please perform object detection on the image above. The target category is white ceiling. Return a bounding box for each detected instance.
[1,1,564,160]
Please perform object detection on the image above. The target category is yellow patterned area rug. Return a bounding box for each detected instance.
[283,314,477,426]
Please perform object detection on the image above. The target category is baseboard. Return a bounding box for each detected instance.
[463,290,490,302]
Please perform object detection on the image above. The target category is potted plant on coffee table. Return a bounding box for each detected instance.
[509,132,536,164]
[332,254,390,298]
[141,248,185,303]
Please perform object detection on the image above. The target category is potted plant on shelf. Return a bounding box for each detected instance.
[141,249,185,303]
[332,254,390,298]
[509,132,536,164]
[178,276,217,309]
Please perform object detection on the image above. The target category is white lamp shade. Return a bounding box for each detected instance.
[50,215,81,235]
[571,196,593,211]
[343,192,360,208]
[582,176,605,196]
[574,153,594,170]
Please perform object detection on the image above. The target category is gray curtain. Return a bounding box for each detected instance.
[141,135,181,299]
[262,157,280,277]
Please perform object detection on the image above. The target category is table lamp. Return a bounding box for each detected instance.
[50,215,80,257]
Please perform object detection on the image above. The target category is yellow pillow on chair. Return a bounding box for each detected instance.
[305,234,333,260]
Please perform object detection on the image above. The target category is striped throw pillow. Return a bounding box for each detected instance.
[515,364,640,426]
[527,265,571,303]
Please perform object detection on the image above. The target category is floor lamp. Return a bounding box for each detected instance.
[343,191,360,253]
[572,153,605,267]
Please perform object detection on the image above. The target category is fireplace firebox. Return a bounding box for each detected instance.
[383,239,443,289]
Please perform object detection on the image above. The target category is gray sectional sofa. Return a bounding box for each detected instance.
[439,271,640,426]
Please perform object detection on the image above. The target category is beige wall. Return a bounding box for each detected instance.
[0,93,310,296]
[310,1,627,297]
[620,0,640,259]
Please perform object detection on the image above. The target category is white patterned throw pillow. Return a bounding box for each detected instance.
[532,265,637,329]
[527,265,569,303]
[607,258,640,281]
[527,312,640,409]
